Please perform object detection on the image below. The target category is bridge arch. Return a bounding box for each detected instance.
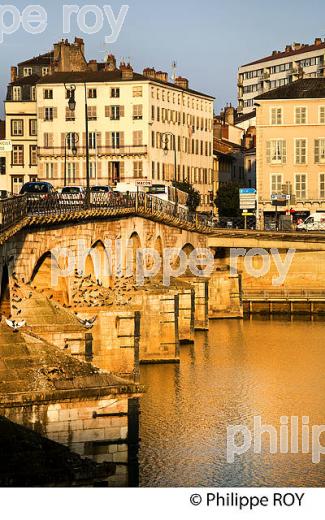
[31,252,69,305]
[0,264,10,317]
[88,240,112,287]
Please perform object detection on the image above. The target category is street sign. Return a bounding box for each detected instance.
[271,193,290,206]
[0,140,12,153]
[135,180,152,187]
[240,188,256,210]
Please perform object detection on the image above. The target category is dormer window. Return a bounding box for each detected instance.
[23,67,33,77]
[42,67,49,76]
[12,86,22,101]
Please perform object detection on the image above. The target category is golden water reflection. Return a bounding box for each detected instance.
[139,318,325,487]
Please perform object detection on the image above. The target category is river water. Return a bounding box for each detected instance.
[138,318,325,487]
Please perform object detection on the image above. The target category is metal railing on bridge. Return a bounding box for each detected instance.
[0,195,27,234]
[243,289,325,301]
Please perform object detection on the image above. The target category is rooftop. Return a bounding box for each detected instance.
[255,78,325,100]
[18,51,54,67]
[241,39,325,68]
[36,70,215,99]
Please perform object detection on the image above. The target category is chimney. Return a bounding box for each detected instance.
[272,50,278,56]
[315,37,322,46]
[105,53,117,72]
[293,42,302,50]
[120,62,134,80]
[143,67,156,79]
[88,59,98,72]
[175,76,189,89]
[11,66,17,83]
[155,71,168,82]
[224,105,235,126]
[285,45,292,52]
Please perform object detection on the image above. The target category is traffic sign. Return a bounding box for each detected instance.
[0,140,12,153]
[136,180,152,187]
[240,188,256,210]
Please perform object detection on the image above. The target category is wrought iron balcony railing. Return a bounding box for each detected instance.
[38,145,148,157]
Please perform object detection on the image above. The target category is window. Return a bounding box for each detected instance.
[45,163,54,179]
[0,157,6,175]
[295,139,307,164]
[111,87,120,98]
[320,106,325,124]
[44,133,53,148]
[44,89,53,100]
[133,86,142,97]
[111,105,120,120]
[66,163,76,183]
[87,106,97,120]
[133,161,143,178]
[31,86,36,101]
[133,104,143,120]
[88,88,97,99]
[151,106,155,121]
[30,145,37,166]
[315,139,325,163]
[12,86,21,101]
[320,173,325,198]
[23,67,33,77]
[65,107,75,121]
[295,107,307,124]
[133,131,143,146]
[112,132,121,148]
[11,120,23,136]
[66,133,78,150]
[266,140,287,164]
[271,173,282,193]
[295,174,307,199]
[44,107,54,121]
[12,145,24,165]
[88,132,97,149]
[89,162,96,179]
[271,108,282,125]
[42,67,49,76]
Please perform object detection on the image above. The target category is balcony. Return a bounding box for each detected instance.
[38,145,148,158]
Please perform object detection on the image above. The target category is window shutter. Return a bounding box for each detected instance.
[106,132,111,147]
[105,106,110,118]
[120,161,125,178]
[53,163,58,178]
[53,107,58,119]
[38,162,44,177]
[38,108,44,120]
[282,140,287,164]
[120,132,124,147]
[83,132,87,147]
[120,105,125,117]
[315,139,320,163]
[96,132,101,148]
[75,162,80,180]
[266,141,271,163]
[61,133,65,148]
[97,161,102,178]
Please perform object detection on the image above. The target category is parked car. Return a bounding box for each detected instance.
[60,186,85,206]
[296,212,325,232]
[90,185,114,206]
[20,182,56,200]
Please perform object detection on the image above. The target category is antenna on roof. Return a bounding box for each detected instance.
[172,60,177,82]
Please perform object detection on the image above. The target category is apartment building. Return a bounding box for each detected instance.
[238,38,325,114]
[255,78,325,226]
[4,39,214,211]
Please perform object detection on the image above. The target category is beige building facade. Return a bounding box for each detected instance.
[255,78,325,226]
[238,38,325,114]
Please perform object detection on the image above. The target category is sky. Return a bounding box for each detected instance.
[1,0,325,118]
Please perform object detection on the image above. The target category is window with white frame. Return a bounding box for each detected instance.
[23,67,33,77]
[266,140,287,164]
[271,107,282,125]
[295,107,307,124]
[88,88,97,99]
[320,173,325,198]
[44,107,54,121]
[12,86,21,101]
[12,145,24,165]
[314,139,325,163]
[88,132,97,149]
[87,106,97,120]
[29,119,37,136]
[295,174,307,199]
[43,89,53,100]
[111,87,120,98]
[295,139,307,164]
[320,106,325,124]
[42,67,49,76]
[11,120,23,136]
[89,162,96,179]
[30,145,37,166]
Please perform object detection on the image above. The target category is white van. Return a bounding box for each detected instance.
[297,212,325,232]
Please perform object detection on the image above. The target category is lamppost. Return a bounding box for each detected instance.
[64,132,79,186]
[161,132,177,183]
[65,83,90,206]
